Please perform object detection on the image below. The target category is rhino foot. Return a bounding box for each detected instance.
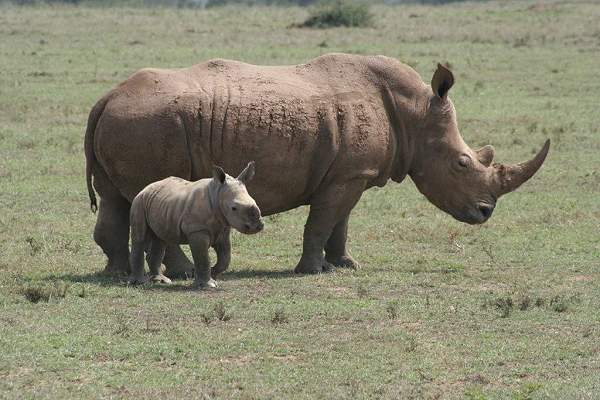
[128,274,150,285]
[163,246,195,280]
[193,278,218,290]
[164,262,194,280]
[102,259,130,277]
[150,274,172,284]
[326,255,360,270]
[294,259,336,275]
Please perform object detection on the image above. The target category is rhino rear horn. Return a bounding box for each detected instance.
[495,139,550,196]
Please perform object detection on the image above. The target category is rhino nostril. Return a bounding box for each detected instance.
[479,205,493,219]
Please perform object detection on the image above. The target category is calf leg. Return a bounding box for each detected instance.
[294,180,366,274]
[325,214,360,269]
[147,238,170,284]
[211,227,231,278]
[92,168,130,276]
[188,232,218,290]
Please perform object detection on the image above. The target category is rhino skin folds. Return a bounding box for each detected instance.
[84,53,549,276]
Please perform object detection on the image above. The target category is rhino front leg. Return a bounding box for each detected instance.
[211,227,231,278]
[294,180,366,274]
[325,214,360,269]
[188,232,218,290]
[162,245,195,280]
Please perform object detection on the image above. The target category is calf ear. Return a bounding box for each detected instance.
[212,165,226,184]
[431,63,454,100]
[237,161,256,183]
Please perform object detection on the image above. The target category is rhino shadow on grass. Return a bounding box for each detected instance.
[53,268,295,289]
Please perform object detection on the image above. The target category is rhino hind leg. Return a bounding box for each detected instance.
[294,181,365,275]
[325,214,360,270]
[162,245,194,280]
[92,170,131,276]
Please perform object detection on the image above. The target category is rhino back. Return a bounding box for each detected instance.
[95,54,402,213]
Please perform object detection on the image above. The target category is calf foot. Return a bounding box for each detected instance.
[150,274,172,284]
[193,278,218,290]
[326,254,360,270]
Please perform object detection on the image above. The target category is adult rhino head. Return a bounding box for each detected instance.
[407,64,550,224]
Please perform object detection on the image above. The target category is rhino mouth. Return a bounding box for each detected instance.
[242,219,264,234]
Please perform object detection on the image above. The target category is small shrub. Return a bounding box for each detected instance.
[299,0,373,29]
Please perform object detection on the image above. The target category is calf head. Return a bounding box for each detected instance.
[213,162,264,234]
[409,64,550,224]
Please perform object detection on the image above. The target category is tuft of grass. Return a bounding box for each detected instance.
[214,301,231,322]
[518,293,531,311]
[494,297,513,318]
[22,286,51,304]
[550,295,569,313]
[356,284,368,299]
[25,236,42,256]
[200,312,213,326]
[271,307,289,324]
[298,0,373,28]
[21,282,69,303]
[385,300,399,319]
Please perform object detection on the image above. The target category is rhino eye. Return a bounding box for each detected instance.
[231,206,237,211]
[458,155,471,169]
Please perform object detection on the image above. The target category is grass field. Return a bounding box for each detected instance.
[0,1,599,398]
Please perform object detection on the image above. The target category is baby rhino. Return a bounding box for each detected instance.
[128,162,263,289]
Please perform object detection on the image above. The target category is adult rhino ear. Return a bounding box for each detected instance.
[431,63,454,100]
[476,145,495,167]
[212,165,226,184]
[237,161,255,184]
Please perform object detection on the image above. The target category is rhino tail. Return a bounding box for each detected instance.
[84,95,110,214]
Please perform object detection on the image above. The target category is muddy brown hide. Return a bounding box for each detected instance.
[85,53,548,276]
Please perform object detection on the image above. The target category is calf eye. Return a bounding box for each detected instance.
[232,206,237,211]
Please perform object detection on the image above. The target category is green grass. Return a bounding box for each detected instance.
[1,1,599,398]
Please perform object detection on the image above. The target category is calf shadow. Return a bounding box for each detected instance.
[52,267,295,291]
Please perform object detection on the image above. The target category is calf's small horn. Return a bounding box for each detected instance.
[495,139,550,196]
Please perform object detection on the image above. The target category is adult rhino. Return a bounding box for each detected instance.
[84,53,549,276]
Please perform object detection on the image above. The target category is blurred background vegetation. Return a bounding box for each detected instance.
[0,0,486,7]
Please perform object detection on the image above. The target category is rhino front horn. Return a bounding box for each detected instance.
[495,139,550,196]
